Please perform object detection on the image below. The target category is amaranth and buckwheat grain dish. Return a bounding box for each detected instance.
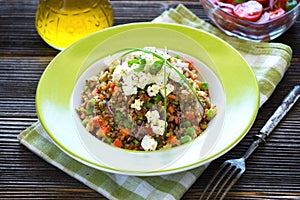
[76,47,217,151]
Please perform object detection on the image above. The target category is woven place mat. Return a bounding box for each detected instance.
[18,4,292,200]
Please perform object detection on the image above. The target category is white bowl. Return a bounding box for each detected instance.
[72,49,226,171]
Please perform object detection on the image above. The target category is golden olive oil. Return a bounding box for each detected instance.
[35,0,113,50]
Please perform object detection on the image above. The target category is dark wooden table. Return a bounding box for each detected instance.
[1,0,300,199]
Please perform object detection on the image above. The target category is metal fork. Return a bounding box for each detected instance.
[199,85,300,200]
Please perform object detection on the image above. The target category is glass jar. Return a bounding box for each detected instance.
[35,0,114,50]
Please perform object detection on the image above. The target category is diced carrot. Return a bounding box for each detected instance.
[113,139,122,148]
[174,116,179,124]
[195,80,202,88]
[96,129,104,137]
[94,116,102,128]
[101,120,109,127]
[100,84,108,91]
[107,81,111,87]
[185,60,193,70]
[188,73,196,80]
[168,135,179,146]
[95,116,109,127]
[163,143,172,150]
[101,126,110,135]
[96,126,109,137]
[99,94,105,100]
[92,88,99,96]
[167,105,175,114]
[110,83,115,91]
[168,94,177,100]
[119,128,131,136]
[167,135,175,142]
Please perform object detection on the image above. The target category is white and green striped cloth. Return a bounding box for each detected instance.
[18,4,292,200]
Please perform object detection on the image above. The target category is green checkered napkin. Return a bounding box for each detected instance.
[18,4,292,200]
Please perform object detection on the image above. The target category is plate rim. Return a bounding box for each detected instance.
[36,22,260,176]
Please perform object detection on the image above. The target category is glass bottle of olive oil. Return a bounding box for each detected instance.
[35,0,114,50]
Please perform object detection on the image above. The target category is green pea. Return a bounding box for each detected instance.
[144,101,153,109]
[153,94,162,103]
[172,100,179,105]
[180,135,192,144]
[123,120,132,129]
[84,85,89,92]
[184,127,195,136]
[89,98,96,106]
[201,82,208,90]
[181,121,191,128]
[115,111,123,122]
[206,108,216,120]
[106,137,113,144]
[136,116,145,121]
[82,118,89,127]
[133,139,139,145]
[85,108,94,115]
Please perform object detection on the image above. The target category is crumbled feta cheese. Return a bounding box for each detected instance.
[112,69,121,82]
[122,71,136,85]
[130,63,140,70]
[141,53,154,64]
[154,49,171,60]
[122,84,137,96]
[149,71,164,86]
[160,83,175,97]
[116,63,153,95]
[197,90,207,97]
[130,99,144,111]
[146,110,166,136]
[112,48,183,97]
[181,89,190,95]
[121,70,147,95]
[136,72,151,89]
[167,67,183,82]
[112,64,130,82]
[147,84,161,97]
[141,135,157,151]
[146,110,160,125]
[176,62,189,69]
[151,120,166,136]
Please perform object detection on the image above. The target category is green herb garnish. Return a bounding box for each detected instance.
[117,48,204,114]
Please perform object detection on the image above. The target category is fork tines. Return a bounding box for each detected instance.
[199,158,246,200]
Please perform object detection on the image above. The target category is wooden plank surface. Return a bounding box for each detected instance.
[0,0,299,199]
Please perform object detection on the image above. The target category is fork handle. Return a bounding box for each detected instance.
[243,86,300,160]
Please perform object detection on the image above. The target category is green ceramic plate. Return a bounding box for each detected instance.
[36,23,259,176]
